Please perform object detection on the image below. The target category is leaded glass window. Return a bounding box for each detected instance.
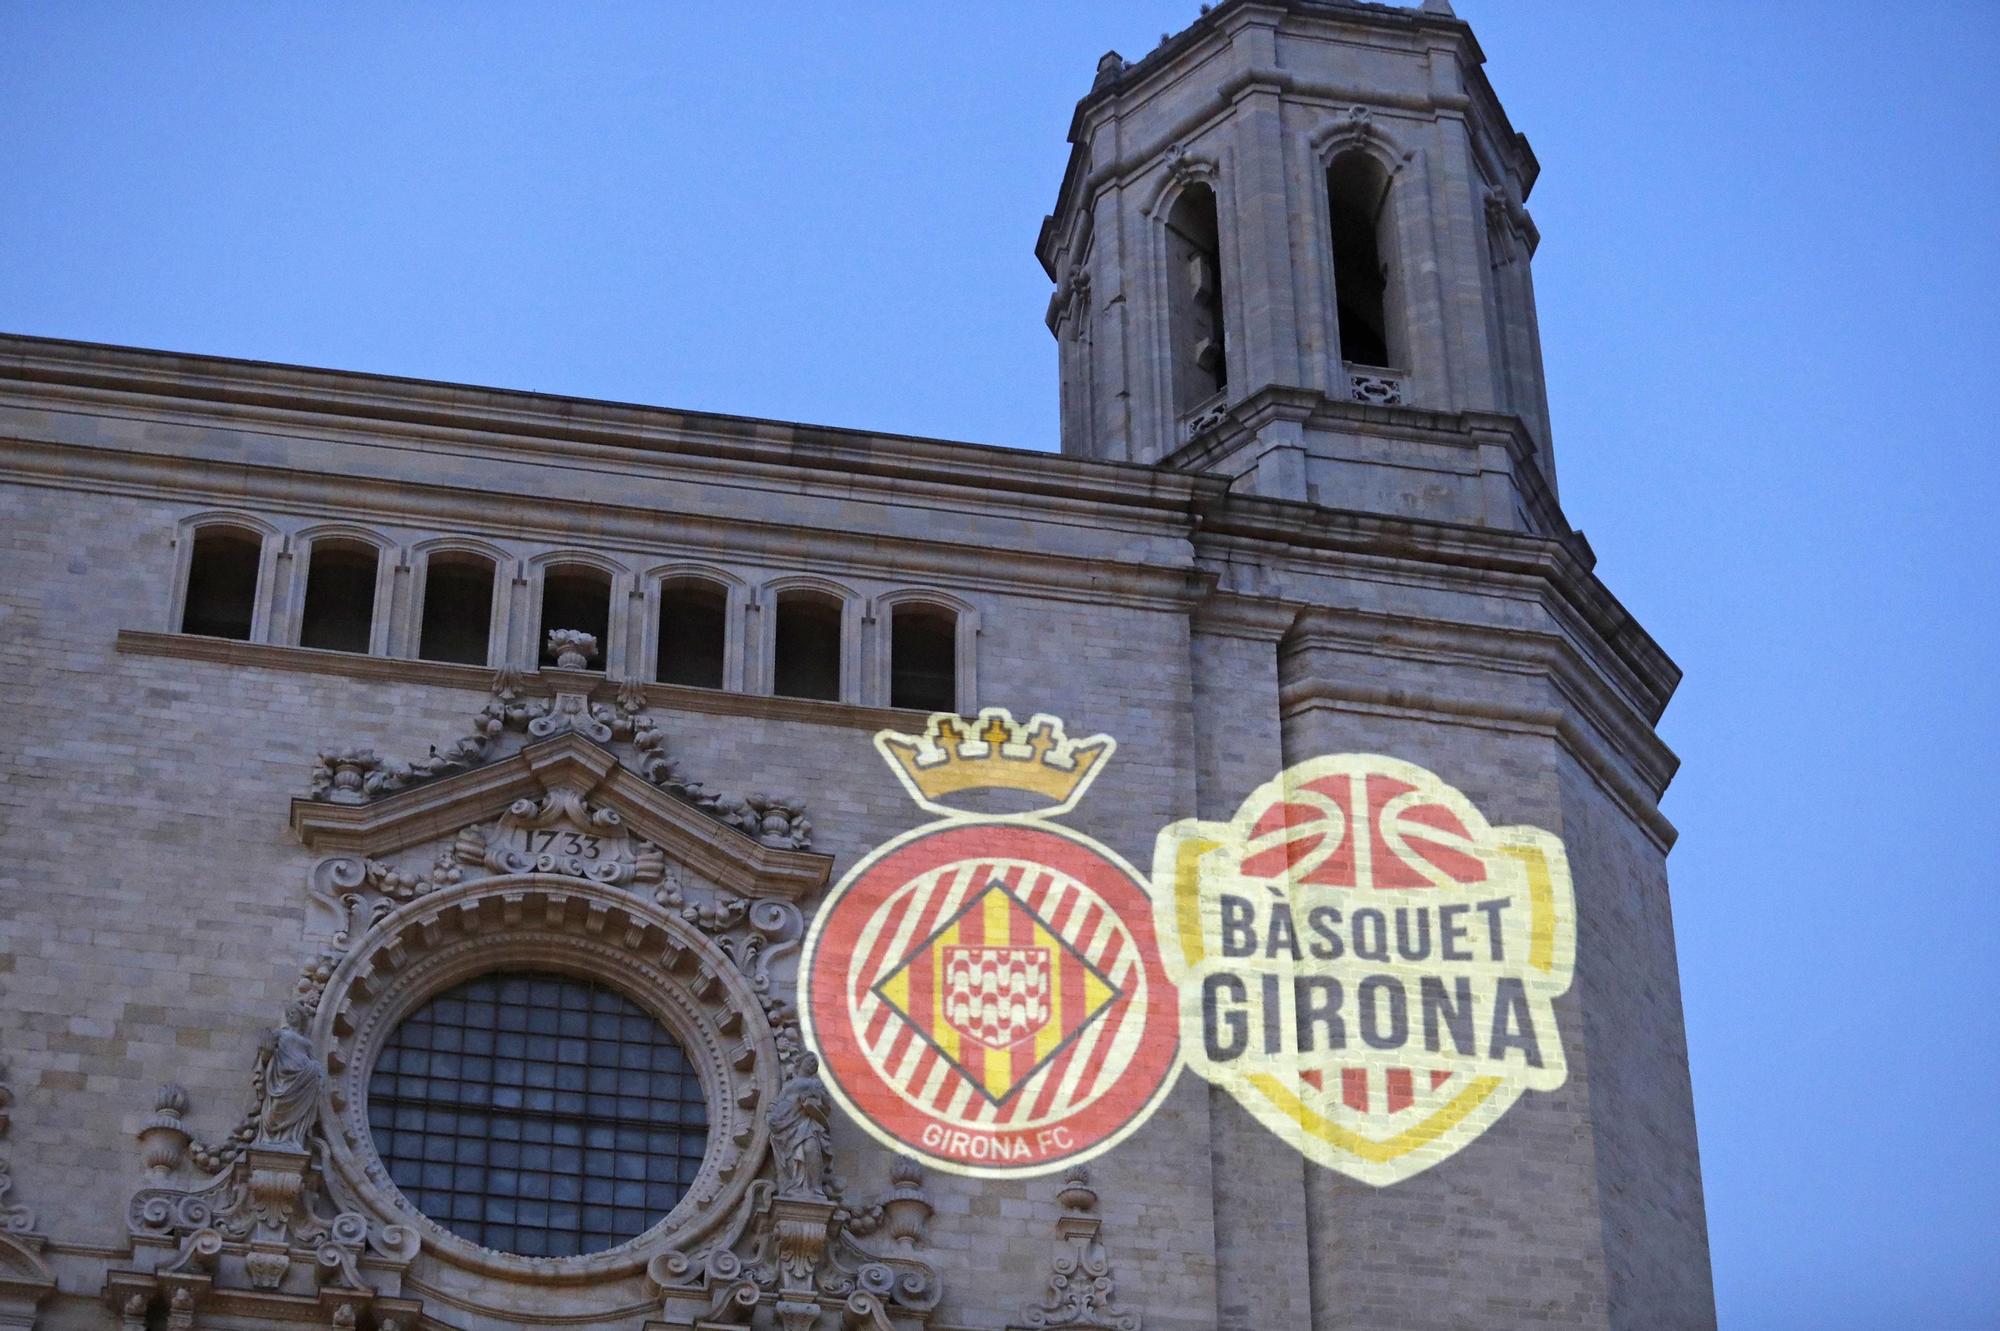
[368,971,708,1257]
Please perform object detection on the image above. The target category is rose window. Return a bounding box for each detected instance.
[367,971,708,1257]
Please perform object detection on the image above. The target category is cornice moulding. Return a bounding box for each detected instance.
[1283,604,1679,784]
[0,334,1207,518]
[86,468,1675,719]
[1190,593,1302,643]
[1191,502,1678,716]
[0,1232,55,1328]
[0,388,1194,544]
[114,631,931,733]
[8,332,1675,711]
[1162,387,1569,540]
[1280,671,1678,852]
[1278,604,1680,849]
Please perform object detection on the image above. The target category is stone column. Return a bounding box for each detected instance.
[1189,596,1314,1331]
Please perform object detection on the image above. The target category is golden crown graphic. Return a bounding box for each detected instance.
[875,708,1114,817]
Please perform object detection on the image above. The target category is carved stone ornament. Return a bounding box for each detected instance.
[0,1061,57,1330]
[307,667,813,851]
[1308,102,1416,179]
[1010,1166,1139,1331]
[1483,189,1536,264]
[284,784,949,1331]
[296,729,832,953]
[1140,142,1221,219]
[0,1070,34,1237]
[645,1142,943,1331]
[1055,264,1093,327]
[105,963,423,1331]
[544,626,598,669]
[97,679,943,1324]
[1347,371,1406,406]
[1185,402,1229,440]
[102,859,875,1328]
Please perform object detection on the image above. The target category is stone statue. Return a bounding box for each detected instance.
[768,1054,832,1200]
[254,1002,322,1149]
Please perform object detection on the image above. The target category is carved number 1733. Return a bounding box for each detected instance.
[516,829,603,859]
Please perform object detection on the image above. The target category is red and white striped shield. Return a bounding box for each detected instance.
[803,820,1180,1176]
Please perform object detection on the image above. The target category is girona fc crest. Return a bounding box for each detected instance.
[800,710,1179,1176]
[1152,755,1576,1187]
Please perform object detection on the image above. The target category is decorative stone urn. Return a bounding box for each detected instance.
[545,628,598,669]
[136,1084,191,1177]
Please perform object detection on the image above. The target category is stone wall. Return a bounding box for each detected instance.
[0,321,1708,1330]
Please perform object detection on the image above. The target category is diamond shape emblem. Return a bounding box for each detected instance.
[873,881,1120,1106]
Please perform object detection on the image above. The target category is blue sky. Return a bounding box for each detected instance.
[3,3,1996,1326]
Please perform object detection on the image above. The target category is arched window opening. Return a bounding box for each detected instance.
[538,565,612,669]
[656,579,728,690]
[418,552,496,666]
[1327,151,1397,368]
[1166,183,1227,415]
[772,591,841,702]
[298,539,379,654]
[890,604,957,713]
[180,525,261,640]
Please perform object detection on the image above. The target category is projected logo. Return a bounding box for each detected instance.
[799,710,1180,1176]
[1153,755,1575,1186]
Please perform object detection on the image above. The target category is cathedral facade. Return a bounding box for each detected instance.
[0,2,1714,1328]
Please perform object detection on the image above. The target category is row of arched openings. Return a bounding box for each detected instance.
[1163,147,1402,417]
[178,529,959,711]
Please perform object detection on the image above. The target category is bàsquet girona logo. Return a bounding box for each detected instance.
[1154,755,1577,1186]
[799,715,1577,1186]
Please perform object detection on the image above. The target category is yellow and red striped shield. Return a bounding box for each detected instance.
[875,881,1120,1105]
[803,821,1180,1176]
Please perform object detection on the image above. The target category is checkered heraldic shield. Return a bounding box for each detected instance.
[801,821,1181,1175]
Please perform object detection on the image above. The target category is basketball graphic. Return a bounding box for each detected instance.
[800,711,1182,1176]
[1236,769,1489,890]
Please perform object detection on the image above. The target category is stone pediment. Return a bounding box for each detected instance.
[0,1231,55,1329]
[303,666,815,844]
[292,730,832,904]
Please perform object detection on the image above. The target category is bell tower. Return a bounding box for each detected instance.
[1039,0,1557,530]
